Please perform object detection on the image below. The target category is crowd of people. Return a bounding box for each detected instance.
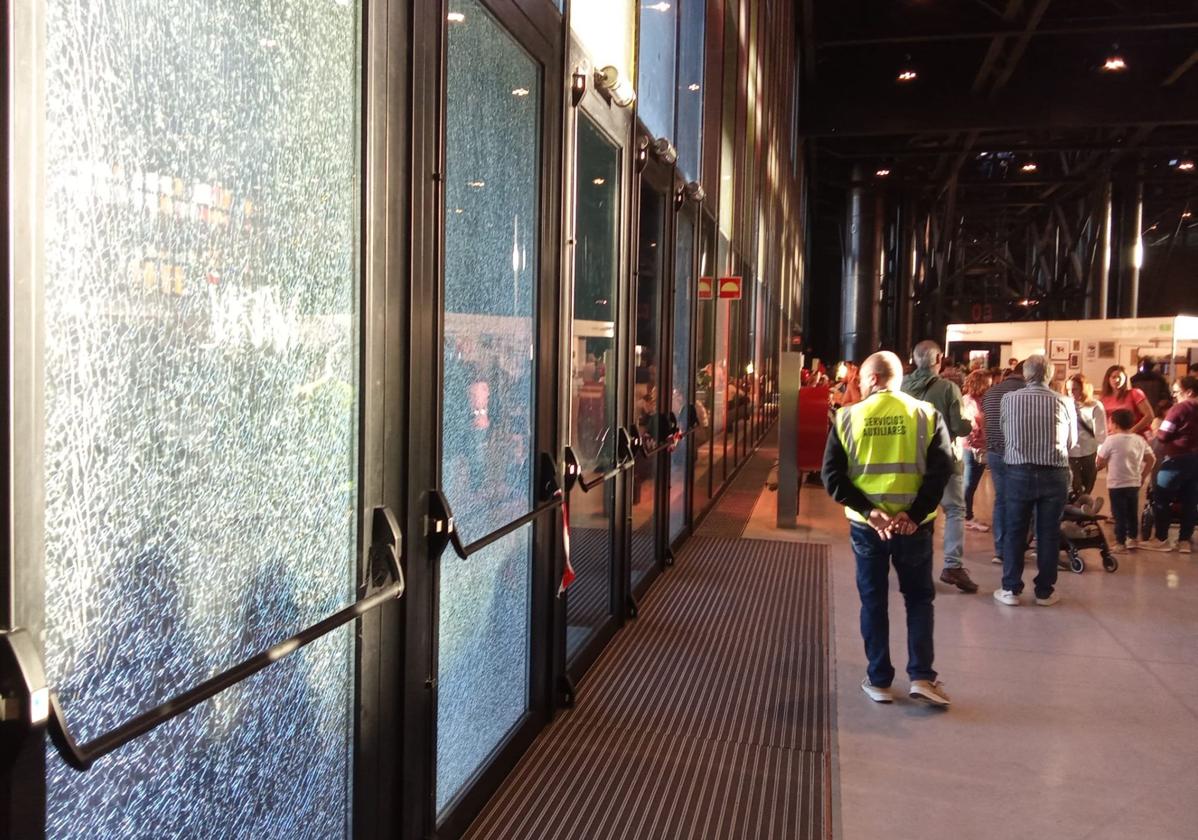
[820,343,1198,709]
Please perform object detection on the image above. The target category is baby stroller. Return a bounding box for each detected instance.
[1057,494,1118,574]
[1140,481,1183,543]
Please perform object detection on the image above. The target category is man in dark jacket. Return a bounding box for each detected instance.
[902,340,978,593]
[1131,359,1173,418]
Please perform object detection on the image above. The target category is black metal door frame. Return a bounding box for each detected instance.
[668,196,703,554]
[2,1,407,838]
[557,29,637,689]
[404,1,564,838]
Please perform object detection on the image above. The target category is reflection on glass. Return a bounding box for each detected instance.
[571,0,637,88]
[712,238,730,485]
[632,182,665,586]
[669,209,695,541]
[693,219,717,511]
[636,0,677,142]
[438,0,539,816]
[675,0,706,182]
[40,1,360,837]
[566,115,621,657]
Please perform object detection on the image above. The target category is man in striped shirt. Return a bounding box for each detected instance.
[994,355,1078,607]
[982,362,1026,566]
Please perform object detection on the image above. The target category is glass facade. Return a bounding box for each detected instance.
[637,1,678,142]
[675,0,706,182]
[39,0,361,837]
[438,0,540,816]
[669,208,696,541]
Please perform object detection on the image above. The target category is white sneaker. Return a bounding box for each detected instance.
[861,678,894,703]
[1126,538,1138,551]
[1114,542,1128,553]
[991,556,1003,565]
[993,588,1020,606]
[1180,541,1193,555]
[909,680,951,707]
[1035,592,1061,607]
[1141,538,1176,553]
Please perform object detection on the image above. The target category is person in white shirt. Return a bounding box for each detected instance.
[1097,408,1156,551]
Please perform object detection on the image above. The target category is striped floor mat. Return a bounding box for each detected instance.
[464,537,832,840]
[695,439,779,539]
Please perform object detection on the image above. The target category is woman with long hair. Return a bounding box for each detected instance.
[961,369,991,531]
[1068,373,1106,497]
[1101,364,1154,437]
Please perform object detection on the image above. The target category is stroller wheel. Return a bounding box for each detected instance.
[1102,552,1118,573]
[1069,551,1085,574]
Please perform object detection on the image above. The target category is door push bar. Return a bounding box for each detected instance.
[428,452,564,561]
[2,506,404,772]
[562,432,636,494]
[635,413,680,458]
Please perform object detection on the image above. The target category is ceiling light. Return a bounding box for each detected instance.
[1183,211,1193,219]
[592,177,606,186]
[512,87,530,97]
[875,168,891,177]
[1177,159,1196,172]
[467,180,485,188]
[446,12,465,22]
[688,83,701,91]
[645,2,671,11]
[1021,162,1038,173]
[1102,55,1127,72]
[897,70,918,82]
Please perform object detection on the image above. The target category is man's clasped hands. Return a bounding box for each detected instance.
[866,509,918,540]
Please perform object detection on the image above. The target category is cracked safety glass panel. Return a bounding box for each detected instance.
[39,1,361,838]
[438,0,540,818]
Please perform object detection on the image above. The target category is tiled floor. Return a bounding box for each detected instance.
[745,467,1198,840]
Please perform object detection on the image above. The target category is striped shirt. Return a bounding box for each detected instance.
[982,374,1025,454]
[1000,383,1078,467]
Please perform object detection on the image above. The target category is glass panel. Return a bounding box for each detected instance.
[693,219,717,512]
[572,0,637,90]
[669,208,695,541]
[636,0,677,142]
[566,115,621,658]
[40,1,361,837]
[439,0,539,816]
[712,237,731,486]
[675,0,705,182]
[631,181,666,587]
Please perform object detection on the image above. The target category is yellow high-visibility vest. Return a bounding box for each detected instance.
[834,389,939,524]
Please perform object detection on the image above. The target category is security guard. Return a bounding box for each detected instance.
[822,350,955,707]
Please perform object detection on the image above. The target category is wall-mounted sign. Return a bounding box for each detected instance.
[718,276,743,299]
[698,276,714,299]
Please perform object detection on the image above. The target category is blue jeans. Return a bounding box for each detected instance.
[940,471,965,570]
[988,450,1008,559]
[964,450,986,520]
[1002,464,1069,598]
[1154,453,1198,543]
[850,522,937,687]
[1108,486,1139,544]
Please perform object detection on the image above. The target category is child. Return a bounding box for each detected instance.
[1097,409,1156,551]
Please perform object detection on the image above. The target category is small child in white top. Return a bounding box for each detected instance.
[1097,408,1156,550]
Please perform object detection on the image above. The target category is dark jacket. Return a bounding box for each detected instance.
[901,367,973,440]
[820,392,956,524]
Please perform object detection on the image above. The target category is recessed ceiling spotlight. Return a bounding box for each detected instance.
[1177,159,1196,172]
[446,12,465,23]
[1102,55,1127,72]
[592,177,606,186]
[688,83,701,91]
[1021,162,1038,173]
[512,87,530,97]
[897,69,918,82]
[875,168,891,177]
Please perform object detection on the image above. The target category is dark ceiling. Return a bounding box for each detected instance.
[798,0,1198,358]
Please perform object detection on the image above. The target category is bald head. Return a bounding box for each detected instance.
[912,340,942,371]
[860,351,904,397]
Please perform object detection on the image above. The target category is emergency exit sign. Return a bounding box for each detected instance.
[718,276,743,299]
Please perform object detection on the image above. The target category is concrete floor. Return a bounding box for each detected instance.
[745,459,1198,840]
